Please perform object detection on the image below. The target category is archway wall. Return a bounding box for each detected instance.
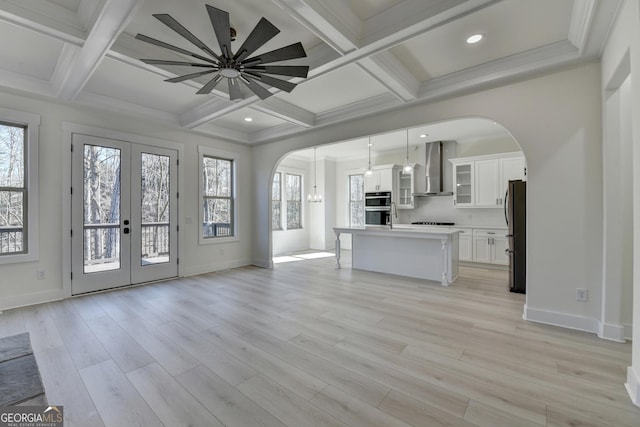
[252,61,603,330]
[601,0,640,405]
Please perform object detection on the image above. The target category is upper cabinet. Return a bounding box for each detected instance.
[452,161,474,206]
[450,152,525,208]
[397,166,415,209]
[364,164,397,193]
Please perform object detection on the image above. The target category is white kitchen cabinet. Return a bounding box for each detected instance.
[397,166,415,209]
[499,156,526,200]
[451,152,525,208]
[453,228,472,261]
[472,228,508,265]
[364,164,397,192]
[452,162,474,207]
[474,159,500,207]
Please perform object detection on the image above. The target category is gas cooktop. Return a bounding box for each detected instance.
[411,221,455,226]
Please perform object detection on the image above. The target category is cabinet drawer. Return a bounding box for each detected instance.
[472,228,506,237]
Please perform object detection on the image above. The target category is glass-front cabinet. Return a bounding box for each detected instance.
[397,166,415,209]
[452,161,474,206]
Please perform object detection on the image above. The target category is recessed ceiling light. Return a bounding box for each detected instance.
[244,117,253,122]
[466,33,483,44]
[419,134,428,138]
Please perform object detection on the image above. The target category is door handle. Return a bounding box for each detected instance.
[505,249,513,254]
[123,227,130,234]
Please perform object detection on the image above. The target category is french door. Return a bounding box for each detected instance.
[71,134,178,295]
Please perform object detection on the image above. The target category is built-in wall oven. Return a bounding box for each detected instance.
[365,191,391,227]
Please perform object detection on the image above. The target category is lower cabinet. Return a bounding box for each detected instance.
[469,228,508,265]
[453,228,472,261]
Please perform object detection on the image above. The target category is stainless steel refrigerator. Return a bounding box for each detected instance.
[505,180,526,293]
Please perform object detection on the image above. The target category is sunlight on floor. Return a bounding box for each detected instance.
[272,251,335,264]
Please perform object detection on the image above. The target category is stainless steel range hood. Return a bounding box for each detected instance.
[414,141,453,197]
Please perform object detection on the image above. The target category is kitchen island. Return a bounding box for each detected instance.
[333,226,460,285]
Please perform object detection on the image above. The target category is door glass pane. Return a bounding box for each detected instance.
[140,153,170,265]
[83,145,121,273]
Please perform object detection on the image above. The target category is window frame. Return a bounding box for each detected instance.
[0,108,39,264]
[271,171,282,231]
[348,172,365,227]
[198,146,239,245]
[285,172,302,230]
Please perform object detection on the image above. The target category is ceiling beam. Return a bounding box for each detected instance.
[53,0,143,101]
[568,0,622,57]
[357,52,420,101]
[250,97,316,128]
[272,0,361,54]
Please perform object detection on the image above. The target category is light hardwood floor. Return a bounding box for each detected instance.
[1,254,639,426]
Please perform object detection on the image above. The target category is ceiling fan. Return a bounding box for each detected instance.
[135,4,309,101]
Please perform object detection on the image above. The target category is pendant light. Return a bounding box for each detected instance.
[308,147,322,203]
[403,129,413,173]
[365,137,373,177]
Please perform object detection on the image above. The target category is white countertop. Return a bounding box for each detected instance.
[333,226,460,237]
[395,224,507,230]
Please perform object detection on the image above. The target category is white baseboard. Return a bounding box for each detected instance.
[623,323,633,340]
[598,322,627,343]
[252,257,273,269]
[625,366,640,407]
[183,258,253,277]
[523,305,599,334]
[0,289,65,311]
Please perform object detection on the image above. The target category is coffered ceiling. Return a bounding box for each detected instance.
[0,0,621,144]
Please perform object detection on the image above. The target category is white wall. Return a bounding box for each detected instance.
[253,62,604,338]
[601,0,640,406]
[0,90,253,310]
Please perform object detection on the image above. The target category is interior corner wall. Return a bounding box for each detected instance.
[0,90,253,310]
[253,61,604,334]
[601,0,640,406]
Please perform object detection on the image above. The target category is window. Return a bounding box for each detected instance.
[202,155,234,238]
[0,109,39,264]
[349,174,365,227]
[286,173,302,229]
[272,172,282,230]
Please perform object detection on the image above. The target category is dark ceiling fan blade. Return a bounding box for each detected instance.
[196,75,224,94]
[242,42,306,65]
[165,70,218,83]
[206,5,232,59]
[136,34,217,64]
[245,73,296,92]
[245,65,309,78]
[233,17,280,62]
[141,59,214,67]
[241,76,273,100]
[228,78,242,100]
[154,13,220,60]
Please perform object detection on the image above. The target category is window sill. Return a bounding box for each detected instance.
[199,235,239,245]
[0,252,39,265]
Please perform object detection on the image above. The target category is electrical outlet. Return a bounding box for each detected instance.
[576,288,588,302]
[36,269,46,280]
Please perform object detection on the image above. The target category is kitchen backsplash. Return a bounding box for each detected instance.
[397,194,507,227]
